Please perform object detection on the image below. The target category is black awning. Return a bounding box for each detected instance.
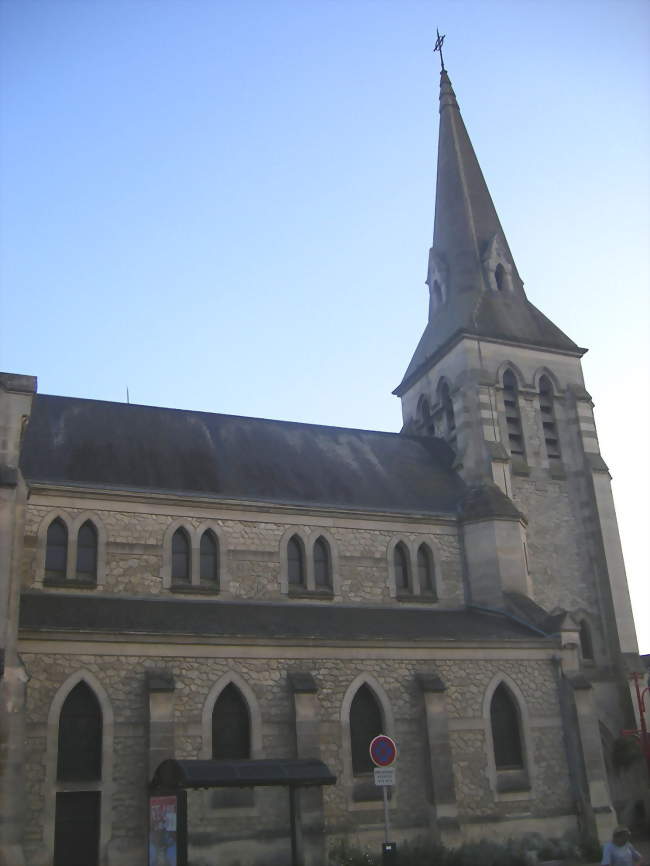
[151,758,336,790]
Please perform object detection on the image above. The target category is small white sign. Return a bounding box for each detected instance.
[374,767,395,787]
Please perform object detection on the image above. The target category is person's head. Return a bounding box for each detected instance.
[612,825,630,846]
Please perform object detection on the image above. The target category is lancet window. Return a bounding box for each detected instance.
[502,370,525,458]
[490,683,524,770]
[539,375,561,461]
[417,543,436,596]
[287,535,306,587]
[45,519,68,580]
[393,543,410,592]
[350,684,383,776]
[171,528,191,584]
[55,681,103,866]
[200,530,219,586]
[212,683,251,760]
[579,620,594,661]
[313,536,331,588]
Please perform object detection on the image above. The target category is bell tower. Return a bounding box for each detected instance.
[395,57,638,658]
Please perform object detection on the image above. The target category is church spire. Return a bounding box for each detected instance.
[394,64,581,397]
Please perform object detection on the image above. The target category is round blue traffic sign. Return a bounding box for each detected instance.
[369,734,397,767]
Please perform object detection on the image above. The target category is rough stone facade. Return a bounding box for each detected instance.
[20,642,575,865]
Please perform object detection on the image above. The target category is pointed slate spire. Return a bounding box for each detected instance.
[394,69,582,397]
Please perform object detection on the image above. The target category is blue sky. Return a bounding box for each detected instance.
[1,0,648,650]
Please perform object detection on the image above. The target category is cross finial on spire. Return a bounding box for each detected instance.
[434,28,446,72]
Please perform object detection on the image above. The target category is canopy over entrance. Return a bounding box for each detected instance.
[150,758,337,866]
[151,757,336,790]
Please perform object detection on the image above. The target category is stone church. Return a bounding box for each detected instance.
[0,66,646,866]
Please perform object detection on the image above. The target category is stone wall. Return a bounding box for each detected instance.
[21,502,464,607]
[20,646,573,865]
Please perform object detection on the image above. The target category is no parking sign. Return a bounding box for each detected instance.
[369,734,397,767]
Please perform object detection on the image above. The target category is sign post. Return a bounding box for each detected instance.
[369,735,398,865]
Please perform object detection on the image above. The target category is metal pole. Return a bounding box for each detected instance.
[288,786,304,866]
[382,785,390,842]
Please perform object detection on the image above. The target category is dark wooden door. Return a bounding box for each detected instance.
[54,791,100,866]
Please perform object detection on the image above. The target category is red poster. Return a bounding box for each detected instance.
[149,795,178,866]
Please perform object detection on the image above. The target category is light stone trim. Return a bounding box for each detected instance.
[532,367,562,394]
[339,673,396,810]
[35,509,106,587]
[27,487,459,532]
[19,641,558,664]
[495,360,526,389]
[44,670,114,865]
[386,535,442,599]
[161,519,227,591]
[482,673,533,802]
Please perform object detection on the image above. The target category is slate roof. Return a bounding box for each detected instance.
[396,298,582,395]
[21,394,466,515]
[19,592,548,642]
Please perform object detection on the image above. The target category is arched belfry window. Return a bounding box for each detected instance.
[439,382,456,443]
[417,395,435,435]
[393,543,410,593]
[490,683,523,770]
[579,620,594,661]
[76,521,98,582]
[539,375,561,461]
[171,528,191,584]
[502,370,525,458]
[46,518,68,579]
[212,684,251,760]
[417,544,435,595]
[287,535,305,587]
[313,536,331,588]
[57,682,102,782]
[350,685,383,776]
[200,530,219,586]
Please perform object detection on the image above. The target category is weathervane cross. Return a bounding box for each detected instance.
[434,28,446,72]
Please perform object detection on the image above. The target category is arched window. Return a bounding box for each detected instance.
[439,382,456,439]
[490,683,523,770]
[579,620,594,661]
[502,370,525,457]
[495,263,507,291]
[350,685,383,776]
[313,536,331,588]
[539,375,561,461]
[76,521,98,582]
[200,530,219,586]
[393,543,410,592]
[171,528,191,584]
[417,544,435,595]
[46,518,68,579]
[287,535,305,587]
[53,678,107,866]
[212,684,250,760]
[57,682,102,782]
[417,395,435,435]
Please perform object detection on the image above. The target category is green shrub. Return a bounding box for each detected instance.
[327,838,379,866]
[328,830,595,865]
